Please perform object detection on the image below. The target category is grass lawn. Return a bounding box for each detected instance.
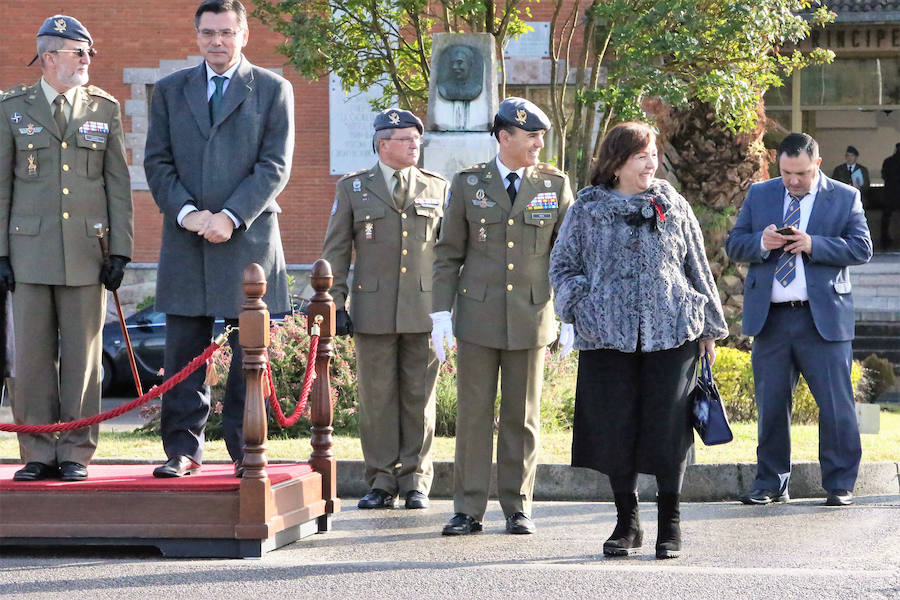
[2,406,898,464]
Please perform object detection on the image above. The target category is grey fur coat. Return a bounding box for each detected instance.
[549,180,727,352]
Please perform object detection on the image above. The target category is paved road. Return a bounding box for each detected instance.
[2,498,898,599]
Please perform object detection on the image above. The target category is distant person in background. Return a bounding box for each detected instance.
[832,145,870,203]
[880,143,900,248]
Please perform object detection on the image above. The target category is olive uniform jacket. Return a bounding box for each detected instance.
[322,163,449,334]
[433,160,573,350]
[0,83,133,283]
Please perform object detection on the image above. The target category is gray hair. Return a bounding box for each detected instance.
[36,35,65,68]
[372,128,396,154]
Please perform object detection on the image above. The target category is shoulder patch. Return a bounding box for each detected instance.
[536,162,564,176]
[84,85,118,103]
[1,85,29,102]
[338,168,368,182]
[417,167,448,181]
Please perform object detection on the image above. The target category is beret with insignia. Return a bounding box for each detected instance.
[374,108,424,134]
[492,97,552,134]
[29,15,93,66]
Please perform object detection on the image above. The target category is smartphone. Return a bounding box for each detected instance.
[775,226,795,236]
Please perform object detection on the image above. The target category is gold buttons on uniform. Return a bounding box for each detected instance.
[508,219,514,226]
[540,220,545,226]
[401,267,407,274]
[480,218,486,224]
[61,141,68,149]
[62,164,69,171]
[462,288,467,294]
[402,249,408,255]
[27,143,34,149]
[357,284,363,289]
[402,213,408,219]
[402,231,408,237]
[62,188,69,195]
[506,284,513,291]
[507,263,514,270]
[62,212,70,219]
[508,241,514,248]
[92,143,97,149]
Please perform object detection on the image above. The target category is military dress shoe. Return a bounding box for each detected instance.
[12,462,58,481]
[59,461,88,481]
[442,513,483,536]
[234,459,244,479]
[739,489,790,505]
[405,490,430,509]
[505,512,536,534]
[357,488,396,509]
[153,455,200,478]
[825,489,854,506]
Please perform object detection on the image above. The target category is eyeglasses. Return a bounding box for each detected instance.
[48,48,97,58]
[390,136,423,146]
[197,28,242,40]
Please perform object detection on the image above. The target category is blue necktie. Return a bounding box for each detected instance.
[209,75,226,124]
[774,194,802,287]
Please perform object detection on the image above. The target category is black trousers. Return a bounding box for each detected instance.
[572,340,698,482]
[160,315,245,463]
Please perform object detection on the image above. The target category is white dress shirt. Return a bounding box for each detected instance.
[766,172,820,303]
[496,157,525,194]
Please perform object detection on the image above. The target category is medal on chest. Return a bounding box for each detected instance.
[364,222,374,240]
[26,153,38,177]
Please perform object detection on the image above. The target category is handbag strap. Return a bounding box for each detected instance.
[700,353,714,385]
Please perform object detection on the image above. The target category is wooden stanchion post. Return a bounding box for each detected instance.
[306,259,340,527]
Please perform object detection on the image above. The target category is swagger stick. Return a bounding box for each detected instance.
[94,223,143,396]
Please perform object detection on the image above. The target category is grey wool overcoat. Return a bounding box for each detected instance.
[144,58,292,318]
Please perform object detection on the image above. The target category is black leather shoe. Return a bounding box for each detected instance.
[405,490,430,509]
[442,513,483,536]
[505,512,536,534]
[357,488,396,509]
[59,461,88,481]
[153,455,200,478]
[739,488,790,505]
[825,489,853,506]
[234,459,244,478]
[12,462,58,481]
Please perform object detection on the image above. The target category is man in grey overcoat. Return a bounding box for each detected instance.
[144,0,292,478]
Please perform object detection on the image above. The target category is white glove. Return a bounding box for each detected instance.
[430,311,454,362]
[559,322,575,357]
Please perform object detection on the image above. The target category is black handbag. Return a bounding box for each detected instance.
[690,354,733,445]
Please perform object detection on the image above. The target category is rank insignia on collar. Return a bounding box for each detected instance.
[352,179,362,192]
[10,113,22,124]
[484,170,492,180]
[54,18,67,33]
[389,112,400,125]
[515,109,527,125]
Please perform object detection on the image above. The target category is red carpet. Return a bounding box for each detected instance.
[0,463,313,492]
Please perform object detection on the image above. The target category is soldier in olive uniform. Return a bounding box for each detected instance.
[322,109,449,509]
[432,98,574,535]
[0,16,133,481]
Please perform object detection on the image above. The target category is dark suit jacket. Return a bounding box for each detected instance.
[144,58,292,318]
[725,173,872,341]
[832,163,870,192]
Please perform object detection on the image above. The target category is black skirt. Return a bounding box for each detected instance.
[571,340,698,478]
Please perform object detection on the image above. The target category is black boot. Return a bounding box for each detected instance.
[603,493,643,556]
[656,492,681,559]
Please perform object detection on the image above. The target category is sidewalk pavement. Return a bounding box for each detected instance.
[2,498,898,599]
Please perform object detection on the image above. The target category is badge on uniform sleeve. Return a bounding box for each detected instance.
[544,180,552,188]
[9,112,22,124]
[352,179,361,192]
[365,222,374,240]
[330,198,338,215]
[478,226,487,242]
[26,154,37,177]
[466,175,478,186]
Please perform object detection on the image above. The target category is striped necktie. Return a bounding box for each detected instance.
[774,194,802,287]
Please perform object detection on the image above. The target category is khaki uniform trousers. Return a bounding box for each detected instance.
[354,332,439,495]
[11,282,105,465]
[454,339,544,520]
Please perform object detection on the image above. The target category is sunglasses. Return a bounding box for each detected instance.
[49,48,97,58]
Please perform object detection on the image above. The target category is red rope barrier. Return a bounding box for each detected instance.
[267,333,319,428]
[0,342,223,434]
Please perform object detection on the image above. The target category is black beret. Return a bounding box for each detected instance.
[493,97,551,133]
[846,145,859,156]
[37,15,93,44]
[373,108,424,134]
